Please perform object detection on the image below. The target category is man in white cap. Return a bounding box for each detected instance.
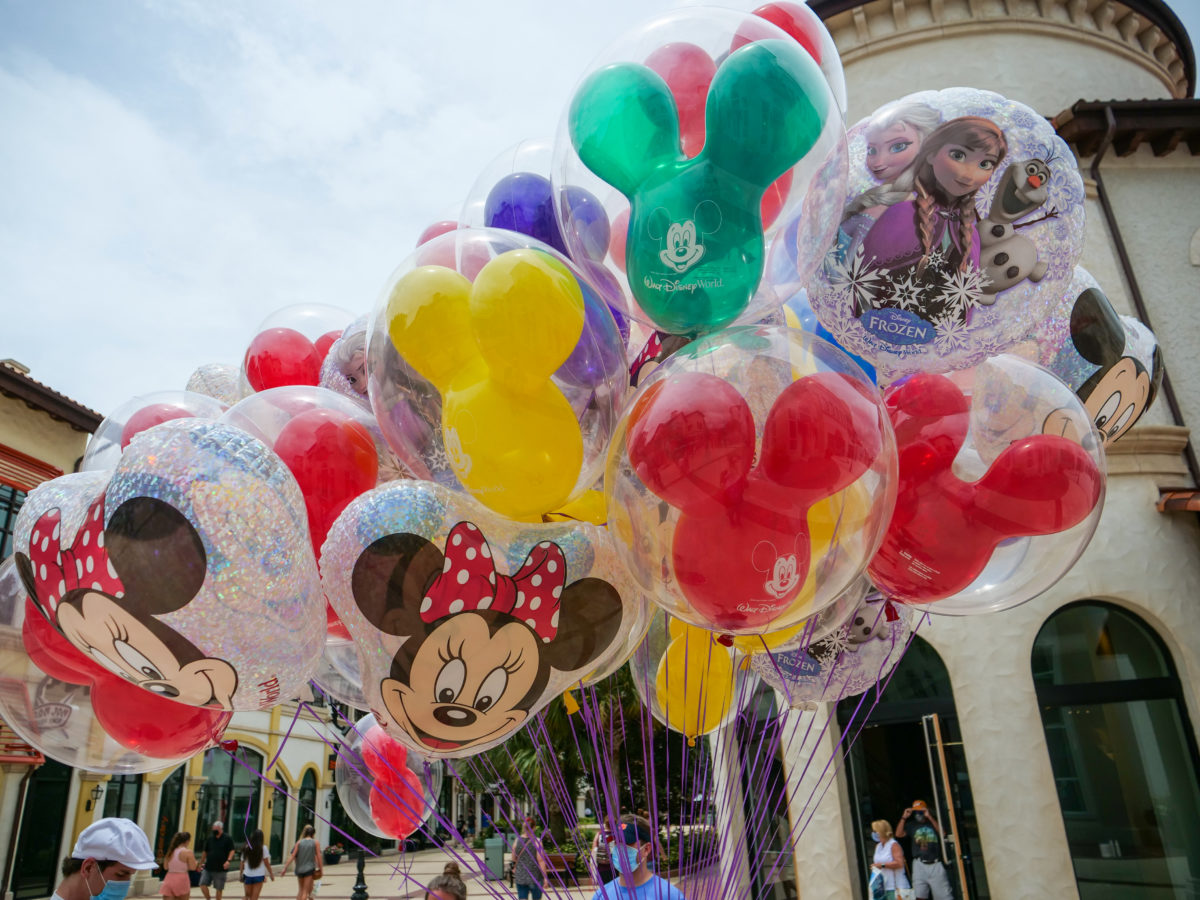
[51,817,157,900]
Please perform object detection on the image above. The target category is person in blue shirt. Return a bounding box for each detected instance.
[589,815,685,900]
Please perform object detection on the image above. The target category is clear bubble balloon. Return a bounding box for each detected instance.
[15,422,324,712]
[366,227,625,520]
[311,636,370,710]
[807,88,1086,380]
[0,555,231,773]
[750,592,912,707]
[187,363,247,406]
[334,714,442,840]
[868,354,1106,614]
[81,391,227,473]
[606,325,896,637]
[554,7,846,336]
[1025,267,1163,448]
[242,304,355,393]
[629,611,759,743]
[320,479,643,759]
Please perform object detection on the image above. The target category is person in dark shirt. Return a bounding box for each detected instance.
[198,820,235,900]
[896,801,954,900]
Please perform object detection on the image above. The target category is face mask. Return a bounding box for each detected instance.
[85,866,132,900]
[871,832,881,843]
[608,843,641,876]
[913,812,926,824]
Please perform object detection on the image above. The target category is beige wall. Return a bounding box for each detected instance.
[0,394,89,476]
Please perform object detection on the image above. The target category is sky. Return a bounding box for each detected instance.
[2,0,1198,417]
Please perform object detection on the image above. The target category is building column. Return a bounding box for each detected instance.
[708,728,751,897]
[783,700,860,900]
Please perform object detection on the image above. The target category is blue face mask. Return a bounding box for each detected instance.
[85,866,132,900]
[608,842,641,877]
[871,832,881,843]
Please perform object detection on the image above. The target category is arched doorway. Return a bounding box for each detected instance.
[198,745,264,847]
[1033,601,1200,897]
[7,758,70,900]
[836,636,990,899]
[153,767,186,865]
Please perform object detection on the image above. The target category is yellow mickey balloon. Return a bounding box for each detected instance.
[654,622,736,740]
[386,250,586,520]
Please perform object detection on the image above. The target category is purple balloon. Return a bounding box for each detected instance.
[560,186,611,262]
[557,282,626,389]
[484,173,565,253]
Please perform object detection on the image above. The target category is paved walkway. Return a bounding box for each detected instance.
[250,847,602,899]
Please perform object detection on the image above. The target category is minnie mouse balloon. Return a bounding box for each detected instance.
[868,355,1105,614]
[807,88,1085,379]
[606,325,895,636]
[14,420,324,711]
[320,479,643,758]
[1028,267,1163,447]
[1,490,231,772]
[554,7,845,335]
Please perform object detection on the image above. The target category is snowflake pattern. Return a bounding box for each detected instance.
[933,314,972,353]
[427,442,451,473]
[935,266,989,317]
[924,247,948,271]
[827,244,881,314]
[891,273,924,312]
[812,625,853,668]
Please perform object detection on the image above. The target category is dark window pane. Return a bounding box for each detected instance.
[1032,604,1171,687]
[0,483,26,562]
[1034,602,1200,898]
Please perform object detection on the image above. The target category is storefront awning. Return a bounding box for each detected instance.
[0,721,44,765]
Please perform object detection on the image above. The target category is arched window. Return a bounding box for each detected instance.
[1033,602,1200,897]
[103,773,142,821]
[296,769,317,835]
[198,745,263,845]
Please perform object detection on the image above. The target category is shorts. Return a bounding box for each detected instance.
[243,876,265,885]
[296,868,316,878]
[516,885,543,900]
[198,871,227,891]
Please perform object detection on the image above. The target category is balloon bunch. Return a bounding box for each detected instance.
[6,11,1164,878]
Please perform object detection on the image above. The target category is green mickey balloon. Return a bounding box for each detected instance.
[570,39,829,334]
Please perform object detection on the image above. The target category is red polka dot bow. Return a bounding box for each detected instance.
[419,522,567,642]
[26,495,123,621]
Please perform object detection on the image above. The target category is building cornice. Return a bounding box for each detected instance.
[809,0,1194,100]
[1053,98,1200,157]
[0,363,102,433]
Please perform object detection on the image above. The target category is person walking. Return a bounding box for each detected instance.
[159,831,198,900]
[869,819,911,900]
[424,862,467,900]
[510,817,548,900]
[280,824,322,900]
[198,821,235,900]
[896,800,954,900]
[51,818,157,900]
[238,829,274,900]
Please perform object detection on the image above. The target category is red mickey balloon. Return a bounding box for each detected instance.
[628,371,881,631]
[868,373,1104,604]
[645,43,716,160]
[244,327,323,392]
[274,408,378,553]
[362,725,425,839]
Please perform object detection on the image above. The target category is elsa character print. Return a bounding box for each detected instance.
[858,116,1008,323]
[836,101,941,262]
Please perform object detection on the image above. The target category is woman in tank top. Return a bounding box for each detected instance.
[281,824,322,900]
[159,831,198,900]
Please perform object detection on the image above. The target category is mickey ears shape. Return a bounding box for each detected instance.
[350,533,443,637]
[1070,288,1125,367]
[106,497,207,615]
[570,38,828,197]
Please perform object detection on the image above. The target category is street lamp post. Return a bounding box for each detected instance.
[350,849,368,900]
